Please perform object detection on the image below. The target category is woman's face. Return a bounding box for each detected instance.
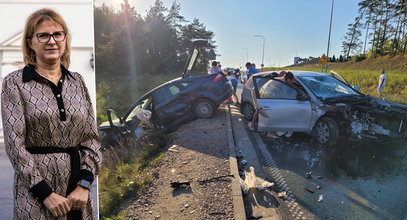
[29,20,66,65]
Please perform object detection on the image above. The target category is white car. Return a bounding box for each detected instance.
[240,71,407,146]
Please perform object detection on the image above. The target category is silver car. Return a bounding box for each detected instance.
[240,71,407,146]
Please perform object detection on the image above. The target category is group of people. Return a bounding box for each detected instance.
[208,61,240,104]
[208,60,222,74]
[208,60,262,105]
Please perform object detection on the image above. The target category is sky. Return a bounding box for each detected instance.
[95,0,360,68]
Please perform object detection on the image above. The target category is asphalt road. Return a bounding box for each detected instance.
[254,133,407,220]
[0,142,99,220]
[236,81,407,219]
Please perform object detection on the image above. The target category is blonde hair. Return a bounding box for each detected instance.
[22,8,71,68]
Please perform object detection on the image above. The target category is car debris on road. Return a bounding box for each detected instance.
[170,181,191,188]
[318,195,324,202]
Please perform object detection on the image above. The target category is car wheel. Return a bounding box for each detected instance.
[194,98,215,118]
[313,117,339,146]
[242,102,254,121]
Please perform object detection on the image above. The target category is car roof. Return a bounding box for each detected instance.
[143,75,200,95]
[252,70,329,78]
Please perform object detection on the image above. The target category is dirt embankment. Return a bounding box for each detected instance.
[125,106,234,220]
[332,55,407,72]
[299,55,407,73]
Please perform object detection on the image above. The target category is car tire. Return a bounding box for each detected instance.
[242,102,255,121]
[194,98,215,118]
[313,117,339,146]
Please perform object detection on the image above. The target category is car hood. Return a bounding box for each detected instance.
[322,94,370,104]
[322,94,407,117]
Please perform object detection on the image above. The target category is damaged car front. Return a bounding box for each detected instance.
[319,72,407,142]
[242,70,407,146]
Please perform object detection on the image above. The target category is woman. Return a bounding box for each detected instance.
[1,9,102,219]
[208,61,222,74]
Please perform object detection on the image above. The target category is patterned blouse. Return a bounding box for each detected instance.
[1,65,102,220]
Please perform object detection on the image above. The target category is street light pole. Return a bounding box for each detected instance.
[241,48,248,63]
[254,35,265,71]
[325,0,334,72]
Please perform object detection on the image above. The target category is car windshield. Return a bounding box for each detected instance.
[298,75,358,100]
[125,96,153,123]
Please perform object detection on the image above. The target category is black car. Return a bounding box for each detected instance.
[98,39,233,147]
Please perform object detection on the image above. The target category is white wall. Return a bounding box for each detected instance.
[0,0,96,133]
[0,0,94,47]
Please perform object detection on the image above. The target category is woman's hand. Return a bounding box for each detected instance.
[67,186,89,210]
[43,192,71,217]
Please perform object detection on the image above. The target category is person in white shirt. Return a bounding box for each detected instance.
[377,69,387,99]
[208,61,222,74]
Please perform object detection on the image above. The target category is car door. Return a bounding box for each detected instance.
[153,82,192,129]
[255,79,312,132]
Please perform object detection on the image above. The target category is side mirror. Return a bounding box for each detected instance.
[107,109,122,127]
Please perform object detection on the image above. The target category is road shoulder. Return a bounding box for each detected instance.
[125,105,234,219]
[228,104,282,220]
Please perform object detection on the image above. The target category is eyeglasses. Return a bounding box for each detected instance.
[35,31,66,43]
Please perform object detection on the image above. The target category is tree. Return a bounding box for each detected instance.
[94,4,117,78]
[143,0,181,73]
[346,0,407,57]
[339,55,344,62]
[109,0,145,77]
[342,16,363,57]
[393,0,407,54]
[95,0,217,77]
[180,18,215,72]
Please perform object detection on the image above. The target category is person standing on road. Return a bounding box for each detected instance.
[1,9,102,219]
[245,62,260,82]
[208,61,222,74]
[377,69,387,99]
[226,71,239,104]
[233,68,241,80]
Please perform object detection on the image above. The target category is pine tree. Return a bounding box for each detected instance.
[342,16,363,58]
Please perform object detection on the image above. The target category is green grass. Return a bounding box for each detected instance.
[98,127,169,219]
